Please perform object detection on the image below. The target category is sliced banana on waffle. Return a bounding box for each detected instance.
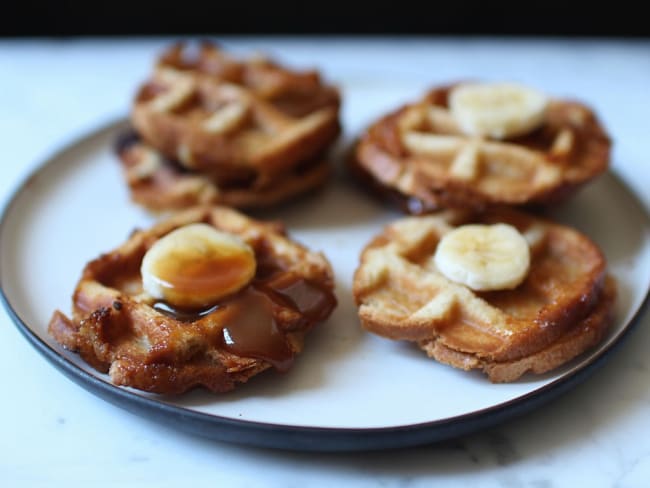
[449,82,549,139]
[141,223,256,309]
[433,223,530,291]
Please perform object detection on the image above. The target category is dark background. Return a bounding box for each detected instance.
[3,1,649,37]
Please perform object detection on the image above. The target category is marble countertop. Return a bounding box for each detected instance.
[1,38,649,487]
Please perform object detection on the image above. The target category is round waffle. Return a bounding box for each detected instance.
[48,206,337,394]
[116,134,330,211]
[352,83,611,213]
[132,42,341,180]
[353,208,615,382]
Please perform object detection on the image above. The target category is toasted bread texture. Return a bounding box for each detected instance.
[49,206,337,394]
[353,208,615,382]
[352,83,611,213]
[132,42,340,179]
[116,135,330,211]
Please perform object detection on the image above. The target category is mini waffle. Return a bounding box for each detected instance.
[352,83,611,213]
[353,208,615,382]
[116,133,330,211]
[48,206,337,394]
[132,42,341,180]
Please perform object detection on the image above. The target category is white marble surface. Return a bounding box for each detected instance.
[1,37,649,487]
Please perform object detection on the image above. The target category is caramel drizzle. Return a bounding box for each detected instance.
[153,271,336,372]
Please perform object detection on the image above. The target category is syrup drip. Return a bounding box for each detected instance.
[219,288,293,372]
[257,272,337,322]
[151,264,335,371]
[220,273,335,372]
[251,243,287,280]
[153,302,220,322]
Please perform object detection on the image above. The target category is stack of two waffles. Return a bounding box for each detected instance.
[118,42,341,210]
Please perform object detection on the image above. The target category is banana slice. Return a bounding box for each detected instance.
[449,82,549,139]
[433,223,530,291]
[141,223,256,309]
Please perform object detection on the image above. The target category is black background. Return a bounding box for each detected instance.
[3,1,649,37]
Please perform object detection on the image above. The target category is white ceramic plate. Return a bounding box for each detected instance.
[1,117,649,451]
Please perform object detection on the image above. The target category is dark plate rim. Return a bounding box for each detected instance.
[1,118,649,451]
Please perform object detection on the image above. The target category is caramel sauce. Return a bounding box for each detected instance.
[153,302,220,322]
[219,288,293,372]
[152,251,254,301]
[257,272,337,322]
[250,241,288,280]
[253,255,286,281]
[218,274,335,371]
[149,246,335,371]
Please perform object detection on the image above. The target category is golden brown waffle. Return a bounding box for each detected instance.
[116,134,330,211]
[352,83,611,213]
[353,208,615,382]
[48,206,337,394]
[131,42,341,180]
